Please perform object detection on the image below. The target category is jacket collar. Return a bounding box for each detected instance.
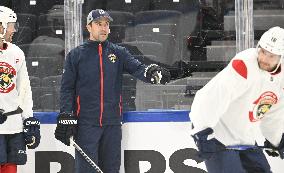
[85,39,109,48]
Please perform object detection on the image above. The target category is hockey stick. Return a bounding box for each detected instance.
[2,106,23,116]
[226,145,270,150]
[70,137,104,173]
[226,145,277,151]
[226,145,282,158]
[0,107,23,123]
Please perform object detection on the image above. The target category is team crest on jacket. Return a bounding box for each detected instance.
[249,91,278,122]
[0,62,16,93]
[108,54,117,63]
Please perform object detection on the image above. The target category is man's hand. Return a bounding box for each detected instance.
[192,128,225,161]
[23,117,41,149]
[144,64,171,84]
[264,138,284,159]
[54,112,78,146]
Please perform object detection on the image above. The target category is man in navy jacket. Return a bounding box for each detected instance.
[54,9,171,173]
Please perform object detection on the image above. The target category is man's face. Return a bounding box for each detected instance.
[0,22,17,42]
[257,48,281,72]
[86,18,110,42]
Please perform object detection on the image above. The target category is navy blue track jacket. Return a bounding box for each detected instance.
[60,40,149,126]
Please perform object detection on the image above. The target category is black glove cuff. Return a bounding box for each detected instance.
[23,117,40,129]
[144,64,159,79]
[265,134,284,150]
[57,112,78,125]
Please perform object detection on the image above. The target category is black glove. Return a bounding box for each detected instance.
[145,64,171,84]
[192,128,225,161]
[0,109,7,124]
[54,112,78,146]
[23,117,41,149]
[264,136,284,159]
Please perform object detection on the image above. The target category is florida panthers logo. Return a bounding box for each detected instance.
[0,62,16,93]
[249,91,278,122]
[108,54,117,63]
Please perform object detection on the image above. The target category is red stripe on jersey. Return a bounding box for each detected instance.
[232,59,247,79]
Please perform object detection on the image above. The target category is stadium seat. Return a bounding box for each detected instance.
[105,0,153,13]
[83,0,105,16]
[108,25,127,43]
[122,74,137,112]
[38,26,65,40]
[39,89,60,112]
[107,11,135,26]
[41,75,62,87]
[135,10,182,25]
[134,23,178,38]
[26,57,63,77]
[119,41,164,63]
[152,0,199,13]
[191,71,218,78]
[38,11,64,29]
[20,43,64,58]
[12,0,63,15]
[29,76,41,87]
[122,87,136,111]
[122,74,136,86]
[31,87,42,111]
[134,34,179,65]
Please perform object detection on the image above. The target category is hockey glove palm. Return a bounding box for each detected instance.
[192,127,225,161]
[54,112,77,146]
[145,64,171,84]
[23,117,41,149]
[264,134,284,159]
[0,109,7,124]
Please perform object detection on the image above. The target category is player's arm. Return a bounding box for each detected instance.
[121,48,170,84]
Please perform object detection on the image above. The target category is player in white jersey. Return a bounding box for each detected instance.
[0,6,40,173]
[190,26,284,173]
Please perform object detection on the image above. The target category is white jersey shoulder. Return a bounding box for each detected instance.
[229,48,259,81]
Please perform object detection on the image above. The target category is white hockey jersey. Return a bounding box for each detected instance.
[0,42,33,134]
[190,48,284,147]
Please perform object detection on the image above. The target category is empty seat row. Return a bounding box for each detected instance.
[30,75,62,87]
[119,38,180,65]
[32,86,60,111]
[11,0,63,15]
[83,0,199,15]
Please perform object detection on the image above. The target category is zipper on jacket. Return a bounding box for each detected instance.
[99,43,104,127]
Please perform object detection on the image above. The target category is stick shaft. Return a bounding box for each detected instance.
[70,138,103,173]
[226,145,279,154]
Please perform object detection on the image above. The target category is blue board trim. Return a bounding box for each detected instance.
[34,112,58,124]
[123,110,190,122]
[34,110,191,124]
